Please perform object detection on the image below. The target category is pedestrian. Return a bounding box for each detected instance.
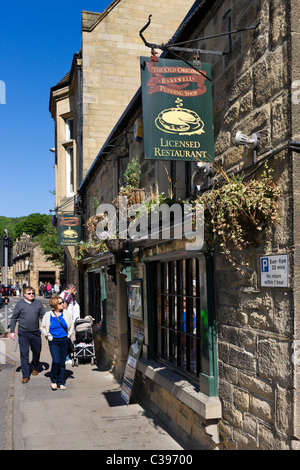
[16,282,20,296]
[9,286,45,383]
[60,283,80,364]
[41,296,75,390]
[53,282,60,295]
[47,282,53,298]
[39,282,44,297]
[60,283,75,309]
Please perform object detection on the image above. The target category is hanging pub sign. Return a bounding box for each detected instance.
[57,214,81,246]
[140,57,215,162]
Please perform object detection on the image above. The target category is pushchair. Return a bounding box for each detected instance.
[71,316,96,366]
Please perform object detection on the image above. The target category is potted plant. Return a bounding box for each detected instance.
[120,157,145,205]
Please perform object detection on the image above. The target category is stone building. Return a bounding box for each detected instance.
[74,0,300,450]
[49,0,196,285]
[13,234,61,293]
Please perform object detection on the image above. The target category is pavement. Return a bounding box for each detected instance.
[0,332,187,453]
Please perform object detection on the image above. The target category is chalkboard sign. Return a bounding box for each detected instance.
[121,328,144,405]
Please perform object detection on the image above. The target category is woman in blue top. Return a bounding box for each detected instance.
[41,296,75,390]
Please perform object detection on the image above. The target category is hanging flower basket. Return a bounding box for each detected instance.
[86,246,103,257]
[76,240,107,260]
[105,239,127,253]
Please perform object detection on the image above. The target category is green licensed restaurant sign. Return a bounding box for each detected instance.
[140,57,215,162]
[57,214,81,246]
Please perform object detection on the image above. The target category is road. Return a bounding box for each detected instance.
[0,295,51,331]
[0,295,21,332]
[0,295,51,450]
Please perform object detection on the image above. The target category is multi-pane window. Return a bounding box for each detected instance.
[153,257,209,380]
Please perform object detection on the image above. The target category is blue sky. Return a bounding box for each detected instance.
[0,0,112,218]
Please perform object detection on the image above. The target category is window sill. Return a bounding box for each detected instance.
[62,140,74,148]
[137,358,222,420]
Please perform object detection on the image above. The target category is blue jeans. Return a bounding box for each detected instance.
[48,337,69,386]
[18,330,41,379]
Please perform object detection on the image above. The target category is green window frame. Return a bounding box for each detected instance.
[146,253,217,396]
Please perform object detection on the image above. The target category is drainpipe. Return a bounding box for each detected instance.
[76,58,82,189]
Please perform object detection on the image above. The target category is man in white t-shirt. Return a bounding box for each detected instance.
[60,283,80,322]
[60,283,80,364]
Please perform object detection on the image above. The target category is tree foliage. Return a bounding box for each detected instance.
[0,216,26,239]
[0,213,64,268]
[35,217,64,267]
[14,213,50,239]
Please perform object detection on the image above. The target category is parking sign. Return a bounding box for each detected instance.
[260,254,289,287]
[261,257,269,273]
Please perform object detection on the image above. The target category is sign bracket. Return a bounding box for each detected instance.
[139,14,260,60]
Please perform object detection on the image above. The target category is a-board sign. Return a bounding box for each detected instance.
[121,328,144,405]
[260,254,289,287]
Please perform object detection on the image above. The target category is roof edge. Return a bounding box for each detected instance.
[82,0,122,32]
[49,52,81,114]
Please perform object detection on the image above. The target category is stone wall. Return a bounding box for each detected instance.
[80,0,196,180]
[135,366,219,450]
[30,245,61,292]
[198,0,298,450]
[78,0,300,450]
[13,235,61,293]
[130,0,297,450]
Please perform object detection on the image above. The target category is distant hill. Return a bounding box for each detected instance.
[0,216,27,240]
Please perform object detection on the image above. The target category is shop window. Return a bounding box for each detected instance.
[88,269,106,332]
[146,254,217,394]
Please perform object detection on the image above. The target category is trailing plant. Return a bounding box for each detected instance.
[86,214,105,242]
[160,162,179,200]
[195,163,281,263]
[72,214,108,261]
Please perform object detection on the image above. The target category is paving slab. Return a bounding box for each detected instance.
[1,335,185,452]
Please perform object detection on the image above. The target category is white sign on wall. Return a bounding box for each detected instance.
[260,254,289,287]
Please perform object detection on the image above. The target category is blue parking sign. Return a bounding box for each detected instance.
[261,257,269,272]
